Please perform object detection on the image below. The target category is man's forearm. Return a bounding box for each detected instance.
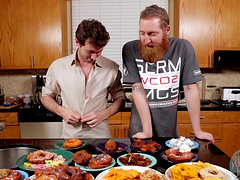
[41,96,63,117]
[100,98,125,120]
[132,82,152,136]
[184,84,201,133]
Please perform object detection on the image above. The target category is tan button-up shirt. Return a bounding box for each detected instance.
[42,52,125,138]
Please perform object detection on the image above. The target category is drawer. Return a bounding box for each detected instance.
[0,126,20,139]
[122,112,131,124]
[108,112,121,125]
[177,111,223,124]
[178,124,222,139]
[0,112,18,125]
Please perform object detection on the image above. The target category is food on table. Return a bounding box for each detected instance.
[105,140,117,151]
[165,145,194,163]
[32,164,92,180]
[63,138,83,149]
[133,139,161,152]
[169,136,195,148]
[73,150,92,165]
[199,167,227,180]
[103,167,141,180]
[25,150,66,169]
[0,169,22,180]
[169,161,226,180]
[89,154,112,169]
[119,153,152,167]
[140,169,165,180]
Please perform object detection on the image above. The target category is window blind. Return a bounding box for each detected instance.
[72,0,168,72]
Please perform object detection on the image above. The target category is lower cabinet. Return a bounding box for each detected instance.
[0,112,20,139]
[108,112,130,138]
[178,111,240,157]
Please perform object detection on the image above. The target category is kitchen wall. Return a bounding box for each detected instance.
[1,67,240,100]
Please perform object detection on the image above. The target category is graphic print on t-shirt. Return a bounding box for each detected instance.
[137,57,181,108]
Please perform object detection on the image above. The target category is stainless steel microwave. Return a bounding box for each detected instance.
[214,50,240,66]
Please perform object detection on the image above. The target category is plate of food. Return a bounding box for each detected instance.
[117,153,157,168]
[165,136,199,149]
[95,166,165,180]
[75,154,116,172]
[160,151,198,164]
[16,149,74,171]
[94,140,128,153]
[28,164,94,180]
[54,138,86,150]
[0,169,29,180]
[165,161,237,180]
[130,139,163,153]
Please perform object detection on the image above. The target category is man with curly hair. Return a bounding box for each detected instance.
[42,19,126,138]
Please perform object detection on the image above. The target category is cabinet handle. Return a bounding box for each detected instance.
[125,127,128,138]
[209,54,212,67]
[0,118,5,121]
[190,132,195,134]
[115,128,118,138]
[31,56,34,68]
[0,122,6,132]
[200,116,205,119]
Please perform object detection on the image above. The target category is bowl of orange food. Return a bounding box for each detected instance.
[165,161,237,180]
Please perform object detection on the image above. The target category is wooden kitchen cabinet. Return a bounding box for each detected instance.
[0,112,20,139]
[178,111,240,157]
[177,111,223,139]
[0,0,67,69]
[174,0,240,68]
[108,112,131,138]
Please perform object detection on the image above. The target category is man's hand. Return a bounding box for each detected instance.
[81,111,104,127]
[195,130,215,144]
[132,131,152,139]
[60,107,81,124]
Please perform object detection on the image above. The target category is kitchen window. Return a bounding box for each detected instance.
[72,0,169,72]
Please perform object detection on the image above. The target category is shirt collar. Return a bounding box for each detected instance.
[71,49,102,68]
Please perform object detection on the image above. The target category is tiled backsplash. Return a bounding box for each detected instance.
[0,67,239,100]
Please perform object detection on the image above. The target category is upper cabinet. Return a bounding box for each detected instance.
[0,0,68,69]
[174,0,240,68]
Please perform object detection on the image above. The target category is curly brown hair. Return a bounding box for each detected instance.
[140,5,169,30]
[75,19,110,47]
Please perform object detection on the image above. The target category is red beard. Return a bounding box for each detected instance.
[138,36,170,63]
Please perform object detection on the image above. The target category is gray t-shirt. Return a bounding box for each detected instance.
[123,38,203,137]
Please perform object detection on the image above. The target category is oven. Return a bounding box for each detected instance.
[19,107,63,139]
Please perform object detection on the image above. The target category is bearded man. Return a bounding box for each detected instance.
[122,5,214,143]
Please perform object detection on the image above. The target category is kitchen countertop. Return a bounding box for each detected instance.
[0,137,233,177]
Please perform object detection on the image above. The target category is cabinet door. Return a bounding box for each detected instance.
[109,125,122,138]
[215,0,240,49]
[220,123,240,157]
[174,0,215,68]
[0,0,30,69]
[27,0,67,69]
[0,0,67,69]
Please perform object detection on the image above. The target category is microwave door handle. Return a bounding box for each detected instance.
[231,90,240,94]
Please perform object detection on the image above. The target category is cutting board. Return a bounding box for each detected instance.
[0,104,20,109]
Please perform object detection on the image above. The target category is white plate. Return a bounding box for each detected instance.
[96,166,162,180]
[165,162,237,180]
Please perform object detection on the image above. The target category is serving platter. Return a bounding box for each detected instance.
[160,151,198,164]
[54,139,86,151]
[165,140,199,149]
[165,162,237,180]
[130,141,164,154]
[75,154,116,172]
[94,141,128,154]
[117,153,157,168]
[16,149,73,171]
[95,166,163,180]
